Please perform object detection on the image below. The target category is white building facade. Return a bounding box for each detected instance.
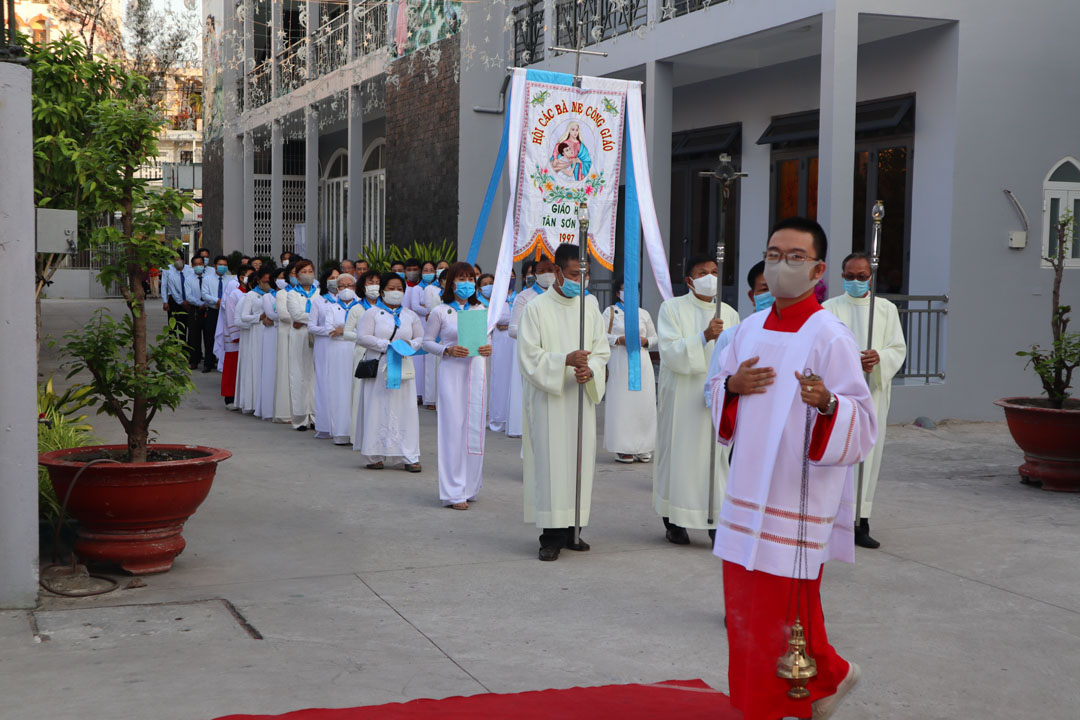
[456,0,1080,422]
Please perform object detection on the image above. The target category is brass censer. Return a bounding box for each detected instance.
[777,618,817,698]
[776,368,822,699]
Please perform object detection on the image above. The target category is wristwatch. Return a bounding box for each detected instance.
[821,393,838,416]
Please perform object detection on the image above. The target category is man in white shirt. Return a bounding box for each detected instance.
[162,253,193,342]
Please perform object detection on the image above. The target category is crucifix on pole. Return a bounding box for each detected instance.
[547,18,607,549]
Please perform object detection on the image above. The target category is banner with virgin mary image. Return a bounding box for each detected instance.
[512,74,629,270]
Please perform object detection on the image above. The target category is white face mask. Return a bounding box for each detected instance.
[535,272,555,289]
[690,273,718,299]
[337,288,356,303]
[617,290,624,302]
[763,260,821,299]
[275,278,287,290]
[327,278,339,292]
[365,285,380,300]
[383,290,404,305]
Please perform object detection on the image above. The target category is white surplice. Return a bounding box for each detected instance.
[424,302,489,505]
[487,293,516,432]
[653,293,740,529]
[518,289,610,529]
[321,299,359,444]
[506,286,541,438]
[356,304,423,465]
[309,295,336,438]
[212,275,239,371]
[421,284,443,406]
[600,304,658,456]
[706,306,877,579]
[823,293,906,518]
[272,289,292,423]
[285,286,319,428]
[253,290,276,419]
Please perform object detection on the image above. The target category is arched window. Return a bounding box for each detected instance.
[361,139,386,248]
[320,148,349,262]
[1042,157,1080,267]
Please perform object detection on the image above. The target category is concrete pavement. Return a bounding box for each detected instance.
[2,299,1078,719]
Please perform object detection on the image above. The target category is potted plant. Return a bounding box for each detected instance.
[34,37,230,573]
[996,213,1080,491]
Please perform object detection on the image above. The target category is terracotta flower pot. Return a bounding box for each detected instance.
[38,444,231,574]
[995,398,1080,492]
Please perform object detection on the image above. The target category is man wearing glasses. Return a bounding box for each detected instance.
[824,253,906,549]
[705,217,877,720]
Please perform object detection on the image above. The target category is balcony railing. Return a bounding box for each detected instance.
[881,294,949,383]
[554,0,647,50]
[354,0,388,59]
[277,39,307,96]
[659,0,713,21]
[248,59,272,109]
[313,11,349,79]
[512,0,545,66]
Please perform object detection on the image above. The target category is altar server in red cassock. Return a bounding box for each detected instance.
[705,217,877,720]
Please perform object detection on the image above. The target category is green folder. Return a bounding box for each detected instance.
[456,307,489,356]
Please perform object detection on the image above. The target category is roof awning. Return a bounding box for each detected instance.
[757,95,914,145]
[673,123,742,157]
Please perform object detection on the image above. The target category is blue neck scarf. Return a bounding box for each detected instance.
[293,284,317,313]
[448,300,472,313]
[615,301,625,312]
[376,299,402,327]
[507,290,517,307]
[478,294,490,308]
[253,287,268,296]
[361,297,374,310]
[337,297,358,313]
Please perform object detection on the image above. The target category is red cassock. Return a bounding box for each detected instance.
[220,351,239,398]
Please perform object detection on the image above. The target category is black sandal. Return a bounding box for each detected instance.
[365,462,384,470]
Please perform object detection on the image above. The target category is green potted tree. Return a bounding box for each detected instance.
[34,37,230,573]
[996,213,1080,491]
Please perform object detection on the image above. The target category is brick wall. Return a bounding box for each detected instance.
[385,37,460,247]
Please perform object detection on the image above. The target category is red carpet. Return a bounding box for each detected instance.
[215,679,736,719]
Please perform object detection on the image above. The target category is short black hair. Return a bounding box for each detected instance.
[254,266,272,282]
[197,248,211,256]
[241,255,251,262]
[553,243,581,271]
[390,260,406,269]
[358,269,381,288]
[380,272,406,293]
[841,251,870,271]
[684,254,715,278]
[280,251,291,260]
[521,259,536,276]
[404,257,421,269]
[213,255,229,265]
[770,217,828,261]
[319,267,339,290]
[746,260,766,291]
[612,277,624,295]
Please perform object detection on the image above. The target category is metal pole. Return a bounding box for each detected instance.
[698,155,746,527]
[573,202,589,546]
[857,200,885,520]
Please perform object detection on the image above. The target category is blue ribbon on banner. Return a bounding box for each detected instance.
[386,339,428,390]
[465,70,575,267]
[623,120,642,392]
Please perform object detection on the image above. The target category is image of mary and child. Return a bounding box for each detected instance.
[550,122,593,181]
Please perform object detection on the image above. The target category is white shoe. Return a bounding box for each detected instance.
[615,454,635,464]
[812,661,861,720]
[636,453,652,463]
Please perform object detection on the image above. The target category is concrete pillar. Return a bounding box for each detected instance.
[305,106,320,266]
[347,0,356,63]
[817,4,858,295]
[223,132,245,254]
[271,120,283,260]
[243,0,253,110]
[644,60,673,317]
[271,0,282,98]
[347,85,364,260]
[306,0,318,82]
[243,131,255,256]
[0,64,39,608]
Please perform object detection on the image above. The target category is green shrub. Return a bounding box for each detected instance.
[37,378,100,525]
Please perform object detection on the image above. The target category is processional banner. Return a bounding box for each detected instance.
[511,76,628,270]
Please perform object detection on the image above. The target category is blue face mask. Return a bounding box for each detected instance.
[843,279,871,298]
[215,265,228,276]
[454,281,475,300]
[754,290,775,312]
[422,272,435,283]
[480,285,493,299]
[525,275,535,288]
[288,275,298,286]
[193,265,205,275]
[560,277,582,298]
[395,271,406,280]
